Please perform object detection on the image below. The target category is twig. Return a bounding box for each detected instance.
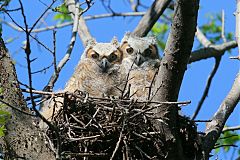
[229,56,240,60]
[191,56,222,120]
[65,0,93,46]
[31,63,53,74]
[222,125,240,132]
[221,10,227,43]
[133,0,171,37]
[69,135,101,142]
[1,12,146,33]
[193,120,211,123]
[110,118,125,160]
[53,30,57,74]
[214,144,237,149]
[135,145,152,159]
[18,1,61,158]
[44,2,80,91]
[29,0,57,33]
[0,99,35,116]
[195,26,212,47]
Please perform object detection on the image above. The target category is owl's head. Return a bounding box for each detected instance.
[82,37,123,73]
[120,32,159,66]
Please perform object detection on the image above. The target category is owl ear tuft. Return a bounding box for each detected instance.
[86,38,97,47]
[111,36,119,47]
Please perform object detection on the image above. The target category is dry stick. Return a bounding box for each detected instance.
[191,56,222,120]
[135,145,152,159]
[110,118,125,160]
[23,88,191,105]
[133,0,172,37]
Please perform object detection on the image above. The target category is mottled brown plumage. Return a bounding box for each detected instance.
[120,33,160,100]
[40,38,123,128]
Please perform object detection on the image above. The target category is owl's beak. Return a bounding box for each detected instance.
[135,54,144,66]
[100,58,110,72]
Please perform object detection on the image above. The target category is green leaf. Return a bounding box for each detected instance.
[53,3,73,24]
[0,125,6,137]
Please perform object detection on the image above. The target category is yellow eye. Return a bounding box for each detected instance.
[126,47,134,54]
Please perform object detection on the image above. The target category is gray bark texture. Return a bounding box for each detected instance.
[151,0,200,159]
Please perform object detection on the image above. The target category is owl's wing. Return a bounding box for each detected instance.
[128,61,159,101]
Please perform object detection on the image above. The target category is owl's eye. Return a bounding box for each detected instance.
[109,53,118,62]
[91,52,99,59]
[126,47,134,54]
[143,48,152,57]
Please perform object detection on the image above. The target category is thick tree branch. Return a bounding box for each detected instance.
[133,0,172,37]
[65,0,93,47]
[203,73,240,156]
[151,0,199,159]
[189,41,237,63]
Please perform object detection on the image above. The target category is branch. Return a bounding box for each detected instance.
[44,1,80,91]
[195,26,212,47]
[189,41,237,63]
[133,0,172,37]
[222,125,240,132]
[151,0,199,159]
[203,73,240,155]
[1,12,146,33]
[65,0,93,47]
[191,56,221,120]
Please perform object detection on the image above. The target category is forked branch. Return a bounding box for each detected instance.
[133,0,172,37]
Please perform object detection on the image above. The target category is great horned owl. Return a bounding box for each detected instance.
[40,38,123,128]
[120,33,160,100]
[65,37,123,97]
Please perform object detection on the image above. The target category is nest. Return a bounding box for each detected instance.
[43,91,201,160]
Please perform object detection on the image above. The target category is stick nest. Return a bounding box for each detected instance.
[43,91,201,160]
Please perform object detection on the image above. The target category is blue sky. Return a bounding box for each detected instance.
[1,0,240,159]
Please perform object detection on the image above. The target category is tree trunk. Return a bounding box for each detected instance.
[0,34,55,159]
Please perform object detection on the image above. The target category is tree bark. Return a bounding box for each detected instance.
[152,0,200,159]
[0,34,55,159]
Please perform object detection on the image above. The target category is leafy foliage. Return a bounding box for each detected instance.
[199,13,233,46]
[53,3,72,24]
[215,129,240,154]
[151,22,169,54]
